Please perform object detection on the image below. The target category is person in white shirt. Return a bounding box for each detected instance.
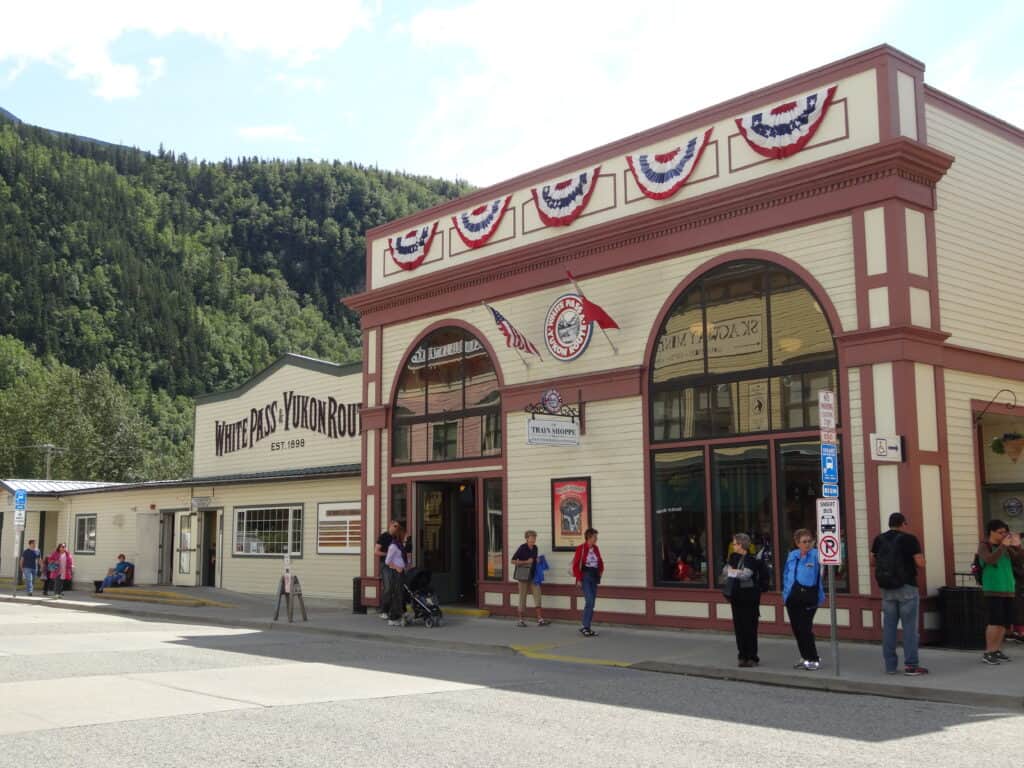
[385,525,407,627]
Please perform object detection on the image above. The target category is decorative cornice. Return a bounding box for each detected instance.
[346,138,953,320]
[366,45,922,241]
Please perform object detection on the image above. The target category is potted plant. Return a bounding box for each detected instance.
[991,432,1024,463]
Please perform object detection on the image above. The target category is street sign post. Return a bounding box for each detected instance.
[817,390,840,676]
[12,490,27,598]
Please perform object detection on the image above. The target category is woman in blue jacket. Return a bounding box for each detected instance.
[782,528,826,670]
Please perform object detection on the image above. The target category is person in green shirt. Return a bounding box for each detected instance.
[978,519,1024,665]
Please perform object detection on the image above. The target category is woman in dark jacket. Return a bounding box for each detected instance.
[722,533,766,667]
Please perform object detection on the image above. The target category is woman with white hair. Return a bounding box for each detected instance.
[722,532,767,668]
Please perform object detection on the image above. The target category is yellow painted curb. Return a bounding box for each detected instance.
[514,648,633,667]
[442,606,490,617]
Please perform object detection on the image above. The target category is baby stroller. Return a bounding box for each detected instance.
[403,568,444,628]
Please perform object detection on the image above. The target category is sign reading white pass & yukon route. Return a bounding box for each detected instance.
[527,417,580,446]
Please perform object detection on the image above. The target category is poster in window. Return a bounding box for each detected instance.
[551,477,592,551]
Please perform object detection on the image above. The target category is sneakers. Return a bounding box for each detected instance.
[993,650,1012,662]
[793,660,807,669]
[516,620,527,628]
[982,652,1001,665]
[738,659,754,668]
[803,660,821,671]
[579,627,598,637]
[387,619,402,627]
[378,612,389,619]
[537,618,550,626]
[903,665,929,676]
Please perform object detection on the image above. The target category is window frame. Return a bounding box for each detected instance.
[74,514,97,555]
[392,327,502,466]
[232,504,304,558]
[650,262,838,443]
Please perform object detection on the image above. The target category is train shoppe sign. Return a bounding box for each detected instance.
[215,390,361,456]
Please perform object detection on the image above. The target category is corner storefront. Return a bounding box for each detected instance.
[346,45,1024,639]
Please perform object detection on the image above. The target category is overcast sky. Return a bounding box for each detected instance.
[1,0,1021,186]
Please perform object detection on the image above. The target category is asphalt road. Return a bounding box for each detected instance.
[0,602,1020,767]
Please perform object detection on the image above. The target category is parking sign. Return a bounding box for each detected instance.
[14,489,27,511]
[820,444,838,484]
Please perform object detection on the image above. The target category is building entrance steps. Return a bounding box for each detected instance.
[3,588,1022,711]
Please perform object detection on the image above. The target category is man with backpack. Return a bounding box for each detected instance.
[871,512,928,676]
[977,519,1024,665]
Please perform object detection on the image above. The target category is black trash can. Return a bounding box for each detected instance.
[352,576,367,614]
[939,585,985,650]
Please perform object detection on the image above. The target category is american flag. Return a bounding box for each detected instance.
[486,304,542,359]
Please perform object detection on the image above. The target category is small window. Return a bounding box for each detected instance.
[234,506,303,556]
[317,502,361,554]
[74,514,97,554]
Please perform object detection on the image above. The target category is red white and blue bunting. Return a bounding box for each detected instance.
[451,195,512,249]
[388,222,438,271]
[626,128,713,200]
[735,85,838,159]
[530,166,602,227]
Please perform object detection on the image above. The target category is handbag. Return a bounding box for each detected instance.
[513,564,532,582]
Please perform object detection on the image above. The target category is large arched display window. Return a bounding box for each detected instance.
[392,326,501,465]
[648,260,845,591]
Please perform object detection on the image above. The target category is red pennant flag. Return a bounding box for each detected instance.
[567,270,619,330]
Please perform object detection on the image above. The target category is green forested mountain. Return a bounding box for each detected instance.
[0,115,470,481]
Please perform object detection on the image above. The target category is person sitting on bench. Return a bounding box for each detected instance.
[94,554,134,593]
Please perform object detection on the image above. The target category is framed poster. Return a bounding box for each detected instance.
[551,477,592,551]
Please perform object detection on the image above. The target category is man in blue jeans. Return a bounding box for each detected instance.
[871,513,928,676]
[20,539,41,596]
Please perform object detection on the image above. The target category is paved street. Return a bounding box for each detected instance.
[0,601,1021,767]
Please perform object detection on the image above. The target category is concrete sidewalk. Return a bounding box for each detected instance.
[4,586,1022,711]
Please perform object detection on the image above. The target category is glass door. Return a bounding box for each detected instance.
[711,444,771,587]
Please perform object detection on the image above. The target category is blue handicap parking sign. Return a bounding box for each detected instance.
[820,444,838,484]
[822,483,839,499]
[14,489,27,511]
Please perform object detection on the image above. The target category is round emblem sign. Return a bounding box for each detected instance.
[544,294,591,361]
[541,388,563,414]
[1004,497,1023,518]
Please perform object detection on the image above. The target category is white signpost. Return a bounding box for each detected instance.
[12,490,27,598]
[817,390,841,676]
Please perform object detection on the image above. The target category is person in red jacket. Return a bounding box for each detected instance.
[571,528,604,637]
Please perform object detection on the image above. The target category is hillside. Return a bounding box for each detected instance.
[0,114,471,481]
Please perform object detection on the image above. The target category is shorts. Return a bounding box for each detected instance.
[985,596,1014,628]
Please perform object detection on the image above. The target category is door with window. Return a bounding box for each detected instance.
[173,510,199,586]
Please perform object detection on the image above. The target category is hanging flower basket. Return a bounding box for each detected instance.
[991,433,1024,463]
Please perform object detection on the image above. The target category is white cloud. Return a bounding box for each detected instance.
[0,0,375,100]
[405,0,907,184]
[275,73,326,92]
[147,57,167,82]
[238,124,306,142]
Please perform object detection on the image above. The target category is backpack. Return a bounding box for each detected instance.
[874,532,908,589]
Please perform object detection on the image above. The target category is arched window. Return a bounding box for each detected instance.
[649,260,844,591]
[392,326,501,465]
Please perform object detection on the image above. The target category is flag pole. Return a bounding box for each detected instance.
[482,301,530,368]
[567,272,618,355]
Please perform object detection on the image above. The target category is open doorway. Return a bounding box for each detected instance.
[415,480,477,605]
[201,509,218,587]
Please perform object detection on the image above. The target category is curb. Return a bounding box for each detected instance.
[629,660,1024,711]
[11,598,1023,710]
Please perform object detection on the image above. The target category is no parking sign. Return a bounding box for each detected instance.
[816,498,842,565]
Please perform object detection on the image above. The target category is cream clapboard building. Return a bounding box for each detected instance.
[2,46,1022,640]
[1,355,364,598]
[343,45,1024,639]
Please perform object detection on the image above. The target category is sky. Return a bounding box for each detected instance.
[1,0,1021,187]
